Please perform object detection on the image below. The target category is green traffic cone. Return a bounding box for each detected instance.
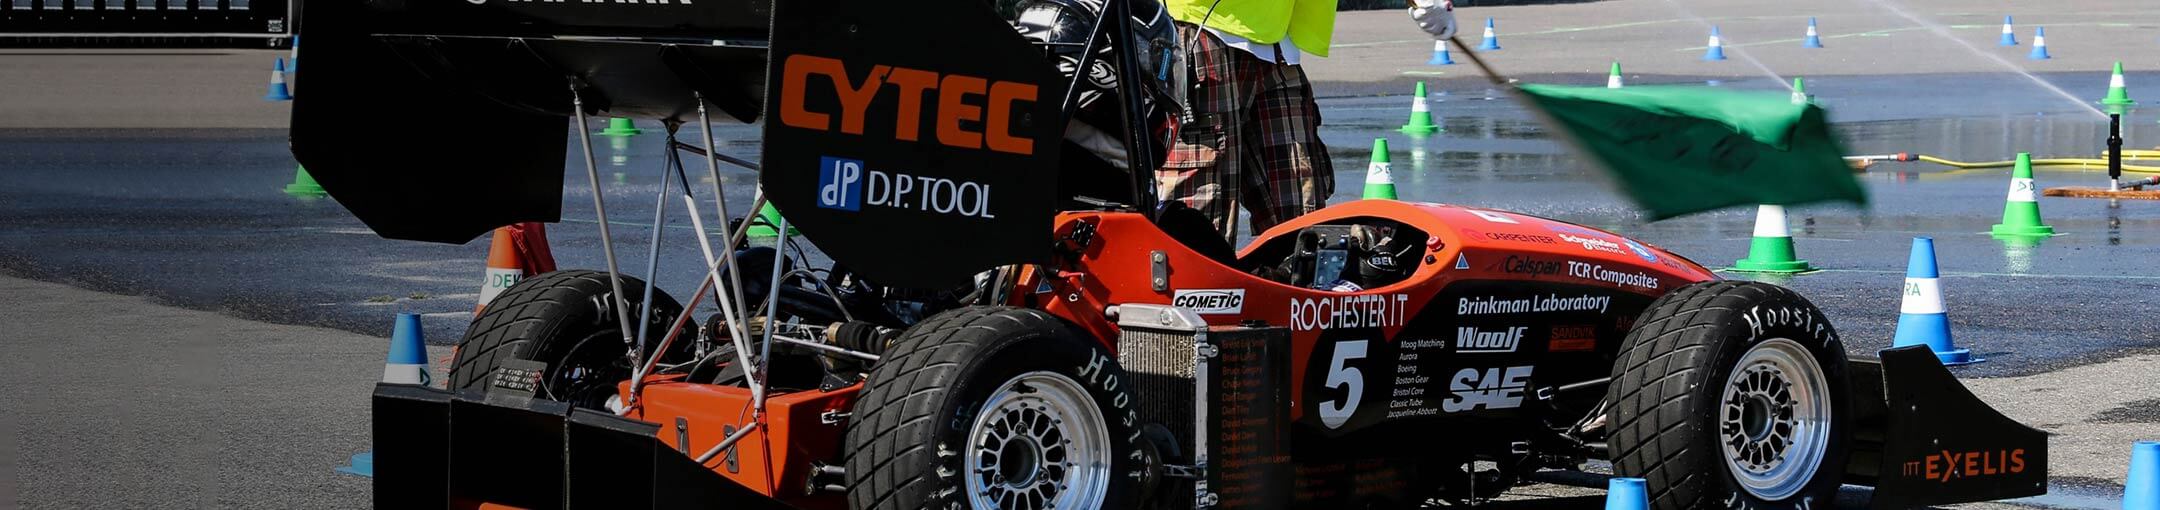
[283,165,326,197]
[1363,138,1397,200]
[600,117,643,137]
[1399,82,1441,135]
[1606,61,1624,89]
[1731,205,1815,273]
[1991,152,2055,237]
[2101,61,2136,112]
[1790,77,1810,105]
[746,201,799,239]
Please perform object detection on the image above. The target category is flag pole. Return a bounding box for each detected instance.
[1447,35,1512,87]
[1440,35,1629,211]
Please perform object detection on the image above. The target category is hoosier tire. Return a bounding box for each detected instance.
[1606,281,1851,510]
[843,307,1140,510]
[448,269,684,409]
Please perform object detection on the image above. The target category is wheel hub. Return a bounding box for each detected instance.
[965,372,1110,510]
[1718,338,1832,501]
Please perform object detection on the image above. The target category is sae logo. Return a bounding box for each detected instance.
[818,156,864,212]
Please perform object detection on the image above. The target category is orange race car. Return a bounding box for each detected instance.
[294,0,2049,509]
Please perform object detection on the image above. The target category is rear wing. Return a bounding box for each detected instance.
[291,0,772,245]
[291,0,1067,289]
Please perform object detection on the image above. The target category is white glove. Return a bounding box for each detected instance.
[1409,0,1458,39]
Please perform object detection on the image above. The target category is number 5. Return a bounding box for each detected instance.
[1318,340,1367,429]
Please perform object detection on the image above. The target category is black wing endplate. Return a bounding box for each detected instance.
[1846,346,2049,508]
[758,0,1065,290]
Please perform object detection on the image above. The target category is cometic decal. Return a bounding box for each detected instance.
[1171,289,1246,315]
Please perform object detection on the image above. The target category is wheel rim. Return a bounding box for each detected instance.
[1718,338,1833,501]
[964,371,1112,510]
[542,331,632,409]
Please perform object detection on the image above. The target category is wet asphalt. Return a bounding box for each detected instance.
[5,73,2158,380]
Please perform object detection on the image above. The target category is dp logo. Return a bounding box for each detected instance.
[818,156,863,212]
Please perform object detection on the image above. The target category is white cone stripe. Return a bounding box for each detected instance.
[2112,74,2127,88]
[2002,24,2014,34]
[479,267,522,305]
[1608,75,1623,88]
[384,363,430,385]
[2007,177,2036,202]
[270,70,286,84]
[1484,26,1495,37]
[1806,26,1818,36]
[1901,277,1946,314]
[1752,205,1792,238]
[1709,36,1722,46]
[1791,90,1807,104]
[1367,162,1393,184]
[1411,97,1430,112]
[2034,35,2046,46]
[1434,40,1447,52]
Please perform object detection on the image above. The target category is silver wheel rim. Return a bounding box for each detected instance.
[1718,338,1833,501]
[964,371,1111,510]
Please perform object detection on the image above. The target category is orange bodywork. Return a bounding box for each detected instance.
[1020,201,1715,422]
[618,377,856,510]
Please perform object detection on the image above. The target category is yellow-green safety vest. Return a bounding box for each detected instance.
[1165,0,1337,58]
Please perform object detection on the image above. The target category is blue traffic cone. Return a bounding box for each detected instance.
[383,312,431,385]
[1477,18,1501,50]
[1892,238,1978,365]
[1703,27,1728,61]
[1999,16,2018,46]
[2028,27,2050,60]
[1426,39,1456,65]
[335,452,373,477]
[1606,478,1648,510]
[287,34,298,72]
[2130,441,2159,510]
[264,58,292,101]
[1802,18,1824,48]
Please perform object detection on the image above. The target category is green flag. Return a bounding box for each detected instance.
[1517,84,1867,219]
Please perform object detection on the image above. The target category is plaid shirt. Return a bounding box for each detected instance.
[1157,23,1334,241]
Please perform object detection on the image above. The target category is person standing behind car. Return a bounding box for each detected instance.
[1158,0,1457,242]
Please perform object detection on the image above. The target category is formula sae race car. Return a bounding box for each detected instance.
[292,0,2050,508]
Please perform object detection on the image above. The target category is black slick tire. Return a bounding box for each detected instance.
[1606,281,1851,510]
[447,269,683,408]
[843,306,1140,510]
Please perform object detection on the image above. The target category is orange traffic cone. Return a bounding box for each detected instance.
[473,223,557,314]
[476,227,525,314]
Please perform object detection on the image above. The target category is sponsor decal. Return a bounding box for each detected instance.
[1456,294,1612,315]
[1171,289,1245,315]
[1494,255,1566,278]
[1455,326,1525,354]
[1556,233,1625,254]
[1468,209,1519,224]
[1543,224,1609,238]
[779,54,1039,155]
[1462,228,1556,244]
[1442,366,1533,412]
[1900,449,2027,483]
[1548,325,1597,352]
[1565,261,1659,290]
[1289,294,1409,332]
[1623,239,1660,263]
[1741,305,1836,345]
[816,156,996,218]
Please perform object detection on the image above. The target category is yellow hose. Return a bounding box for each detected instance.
[1909,154,2160,174]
